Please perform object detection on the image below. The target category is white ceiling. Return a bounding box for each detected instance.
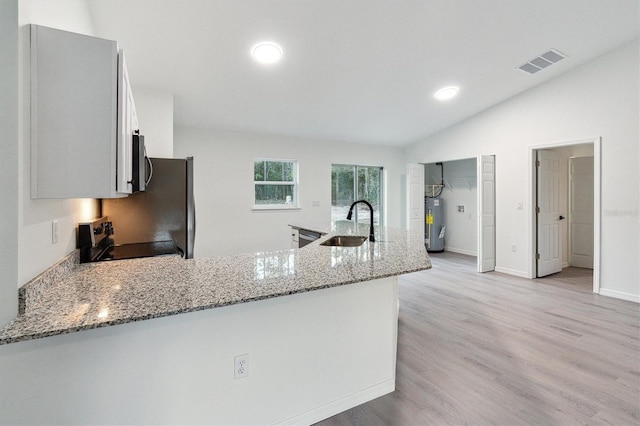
[86,0,639,147]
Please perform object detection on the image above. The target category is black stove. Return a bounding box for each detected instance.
[78,217,179,263]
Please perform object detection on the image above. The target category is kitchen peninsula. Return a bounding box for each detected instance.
[0,223,430,425]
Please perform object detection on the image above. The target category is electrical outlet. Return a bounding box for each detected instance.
[52,220,59,244]
[234,354,248,379]
[511,244,517,252]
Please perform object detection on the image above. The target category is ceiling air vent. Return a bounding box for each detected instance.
[518,49,567,74]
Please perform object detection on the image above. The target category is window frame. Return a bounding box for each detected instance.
[253,158,300,211]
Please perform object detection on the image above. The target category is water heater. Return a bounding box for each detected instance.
[425,197,445,252]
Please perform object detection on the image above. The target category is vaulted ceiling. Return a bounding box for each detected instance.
[87,0,639,146]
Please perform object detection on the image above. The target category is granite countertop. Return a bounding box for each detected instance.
[0,224,431,345]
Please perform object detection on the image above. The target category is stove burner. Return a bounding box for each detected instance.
[78,217,180,263]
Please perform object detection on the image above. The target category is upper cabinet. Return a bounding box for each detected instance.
[30,25,139,199]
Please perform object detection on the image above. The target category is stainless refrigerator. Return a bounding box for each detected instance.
[102,157,195,258]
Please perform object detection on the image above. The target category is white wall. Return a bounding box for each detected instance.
[19,0,94,34]
[405,40,639,302]
[174,127,405,257]
[0,0,20,326]
[425,158,478,256]
[133,86,174,158]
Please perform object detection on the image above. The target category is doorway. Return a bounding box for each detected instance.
[530,138,601,293]
[407,155,495,273]
[423,158,478,256]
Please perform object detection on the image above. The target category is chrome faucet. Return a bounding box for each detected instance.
[346,200,375,242]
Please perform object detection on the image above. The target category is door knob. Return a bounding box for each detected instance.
[559,215,565,220]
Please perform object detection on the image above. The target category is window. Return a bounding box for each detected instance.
[331,164,383,224]
[254,159,298,209]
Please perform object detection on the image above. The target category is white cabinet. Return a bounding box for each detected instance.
[30,25,139,199]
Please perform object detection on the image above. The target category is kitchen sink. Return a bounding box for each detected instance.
[320,236,368,247]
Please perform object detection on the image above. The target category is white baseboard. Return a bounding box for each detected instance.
[494,266,530,278]
[598,288,640,303]
[278,379,395,425]
[445,247,477,257]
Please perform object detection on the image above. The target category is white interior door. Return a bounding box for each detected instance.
[537,150,563,277]
[406,163,425,236]
[478,155,495,272]
[569,156,594,268]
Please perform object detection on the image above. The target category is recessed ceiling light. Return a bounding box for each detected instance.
[434,86,459,101]
[251,41,283,64]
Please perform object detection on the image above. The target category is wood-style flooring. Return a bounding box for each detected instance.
[315,252,640,425]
